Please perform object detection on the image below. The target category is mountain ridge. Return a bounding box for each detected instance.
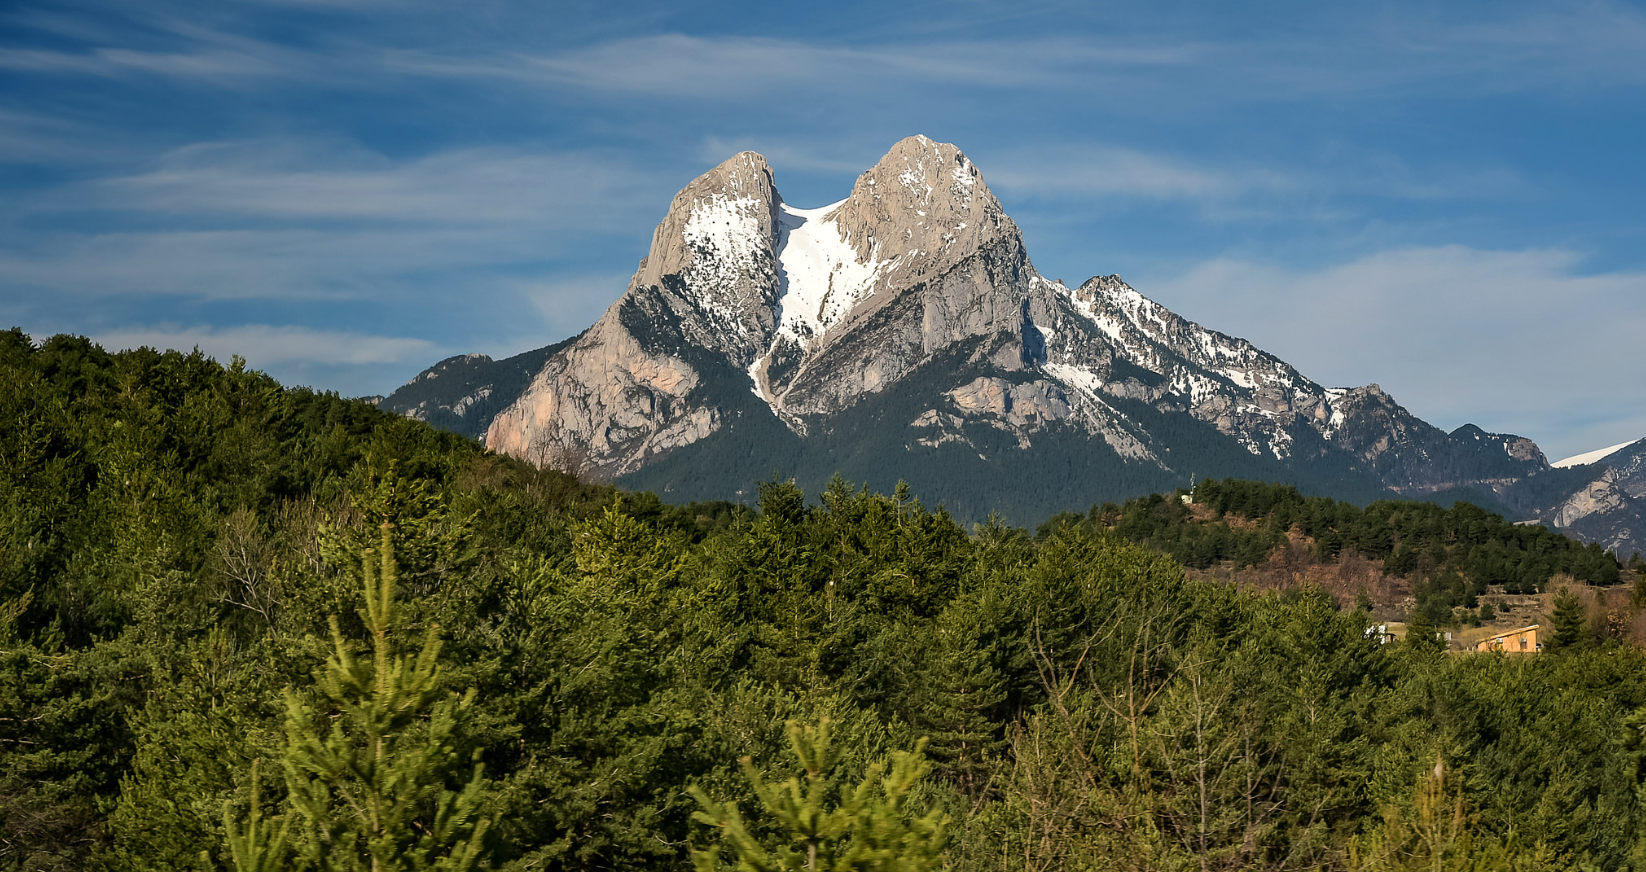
[381,136,1642,553]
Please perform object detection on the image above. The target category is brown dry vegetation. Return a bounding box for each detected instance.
[1185,529,1408,620]
[1183,517,1646,650]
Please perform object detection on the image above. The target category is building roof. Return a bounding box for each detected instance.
[1480,624,1540,643]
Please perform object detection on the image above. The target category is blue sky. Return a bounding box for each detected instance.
[2,0,1643,462]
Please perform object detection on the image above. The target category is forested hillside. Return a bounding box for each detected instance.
[1059,478,1633,633]
[5,331,1646,871]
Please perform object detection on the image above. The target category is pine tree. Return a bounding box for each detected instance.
[1346,757,1558,871]
[1404,609,1445,655]
[913,605,1006,796]
[690,719,948,872]
[219,523,493,872]
[1548,587,1590,653]
[222,762,290,872]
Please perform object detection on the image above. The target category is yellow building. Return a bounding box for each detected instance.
[1476,624,1541,653]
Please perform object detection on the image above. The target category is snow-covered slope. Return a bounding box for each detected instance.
[1553,440,1642,469]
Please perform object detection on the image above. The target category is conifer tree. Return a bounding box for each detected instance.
[222,762,290,872]
[1346,757,1557,871]
[689,719,947,872]
[219,523,493,872]
[914,604,1006,795]
[1548,587,1590,653]
[1404,609,1445,655]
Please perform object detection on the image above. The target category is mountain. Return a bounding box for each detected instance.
[380,136,1640,550]
[1512,439,1646,556]
[380,337,577,441]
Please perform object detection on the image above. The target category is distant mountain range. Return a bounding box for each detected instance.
[380,135,1644,556]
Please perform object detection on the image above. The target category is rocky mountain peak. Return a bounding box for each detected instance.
[640,152,780,276]
[628,150,783,359]
[829,135,1019,289]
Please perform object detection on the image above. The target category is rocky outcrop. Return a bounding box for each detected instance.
[1554,468,1629,528]
[484,296,711,476]
[948,377,1072,426]
[634,151,783,363]
[380,342,572,440]
[1542,467,1644,555]
[829,136,1017,301]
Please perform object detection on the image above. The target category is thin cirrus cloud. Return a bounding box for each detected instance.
[0,108,130,163]
[91,323,435,366]
[0,45,288,80]
[983,145,1532,208]
[0,11,320,83]
[2,138,670,301]
[382,7,1646,109]
[985,145,1296,201]
[55,139,663,226]
[0,227,524,301]
[386,34,1197,99]
[1142,245,1646,460]
[5,3,1642,105]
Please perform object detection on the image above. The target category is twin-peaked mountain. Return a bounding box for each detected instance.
[383,136,1640,549]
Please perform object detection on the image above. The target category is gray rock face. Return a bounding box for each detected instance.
[635,151,783,364]
[948,377,1072,426]
[1602,440,1646,501]
[391,135,1636,549]
[485,300,708,476]
[1522,439,1646,556]
[380,344,570,440]
[830,136,1017,299]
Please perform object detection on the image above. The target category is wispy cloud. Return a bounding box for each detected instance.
[91,323,436,366]
[0,108,133,163]
[984,144,1534,212]
[386,34,1194,100]
[384,5,1646,108]
[986,145,1296,201]
[0,45,287,79]
[2,137,669,300]
[0,12,333,84]
[51,138,662,226]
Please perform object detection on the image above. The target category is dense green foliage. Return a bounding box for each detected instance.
[690,720,947,872]
[5,333,1646,871]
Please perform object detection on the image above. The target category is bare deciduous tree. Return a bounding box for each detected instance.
[214,507,278,627]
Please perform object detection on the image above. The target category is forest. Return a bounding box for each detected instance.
[4,330,1646,871]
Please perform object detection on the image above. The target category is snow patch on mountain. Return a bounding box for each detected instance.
[1553,440,1642,469]
[773,201,886,342]
[1045,361,1105,396]
[681,193,771,335]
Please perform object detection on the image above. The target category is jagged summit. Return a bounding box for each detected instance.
[383,136,1641,549]
[633,150,782,360]
[830,136,1014,283]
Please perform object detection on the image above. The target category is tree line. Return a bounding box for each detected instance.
[5,332,1646,870]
